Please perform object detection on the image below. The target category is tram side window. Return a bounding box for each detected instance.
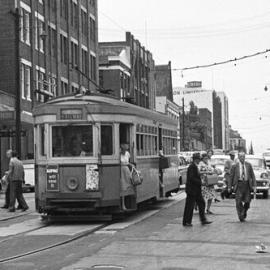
[52,125,93,157]
[40,124,45,156]
[101,125,113,155]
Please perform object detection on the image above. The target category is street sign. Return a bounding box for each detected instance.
[0,130,26,137]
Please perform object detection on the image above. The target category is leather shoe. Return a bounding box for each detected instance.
[21,207,29,212]
[201,220,212,225]
[1,205,8,209]
[8,208,15,212]
[183,223,193,227]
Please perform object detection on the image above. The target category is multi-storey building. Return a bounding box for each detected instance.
[155,61,173,102]
[0,0,98,175]
[198,108,212,150]
[217,91,230,151]
[229,125,246,152]
[99,32,156,110]
[173,81,224,149]
[155,96,180,151]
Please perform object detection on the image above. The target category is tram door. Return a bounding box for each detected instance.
[119,123,133,161]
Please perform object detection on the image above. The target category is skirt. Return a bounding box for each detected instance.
[202,185,217,200]
[120,165,134,196]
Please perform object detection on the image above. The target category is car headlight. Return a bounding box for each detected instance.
[260,173,268,179]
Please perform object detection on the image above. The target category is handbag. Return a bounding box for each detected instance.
[131,167,143,186]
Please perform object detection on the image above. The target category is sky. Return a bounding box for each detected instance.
[98,0,270,154]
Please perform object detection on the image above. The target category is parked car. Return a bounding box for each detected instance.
[245,155,270,199]
[209,154,230,191]
[22,160,35,192]
[263,151,270,169]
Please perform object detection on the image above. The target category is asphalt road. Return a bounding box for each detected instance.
[1,193,270,270]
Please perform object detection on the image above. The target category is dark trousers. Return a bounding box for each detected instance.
[9,181,28,210]
[235,181,251,220]
[183,192,206,225]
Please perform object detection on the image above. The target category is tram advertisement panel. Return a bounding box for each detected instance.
[46,165,59,191]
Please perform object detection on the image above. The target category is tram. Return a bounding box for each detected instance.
[33,93,180,216]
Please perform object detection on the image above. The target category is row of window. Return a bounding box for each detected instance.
[136,124,157,135]
[20,4,96,48]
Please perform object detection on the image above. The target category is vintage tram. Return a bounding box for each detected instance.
[33,93,179,216]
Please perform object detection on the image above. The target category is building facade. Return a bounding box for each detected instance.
[99,32,156,110]
[198,108,212,150]
[0,0,98,175]
[229,125,246,152]
[155,96,180,151]
[217,91,230,151]
[155,61,173,102]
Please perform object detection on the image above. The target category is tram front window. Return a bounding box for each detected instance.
[52,125,93,157]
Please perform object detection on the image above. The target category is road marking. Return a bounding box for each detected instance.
[26,224,103,236]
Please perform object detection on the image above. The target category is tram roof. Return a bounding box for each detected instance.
[33,93,177,125]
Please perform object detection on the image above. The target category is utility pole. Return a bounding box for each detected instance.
[12,8,21,158]
[182,97,185,151]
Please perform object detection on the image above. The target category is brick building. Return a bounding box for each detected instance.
[0,0,98,175]
[99,32,156,110]
[155,61,173,102]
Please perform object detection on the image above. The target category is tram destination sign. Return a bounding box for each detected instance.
[46,165,59,192]
[60,109,82,120]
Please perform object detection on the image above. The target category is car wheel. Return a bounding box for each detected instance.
[263,190,269,199]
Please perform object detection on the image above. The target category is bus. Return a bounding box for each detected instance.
[33,93,180,216]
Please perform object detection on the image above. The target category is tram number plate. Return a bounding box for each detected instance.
[47,165,59,191]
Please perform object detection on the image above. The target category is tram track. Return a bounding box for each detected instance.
[0,221,109,264]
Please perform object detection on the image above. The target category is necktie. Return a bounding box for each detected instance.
[242,163,245,181]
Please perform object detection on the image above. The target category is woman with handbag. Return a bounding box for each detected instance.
[120,144,134,211]
[199,153,219,214]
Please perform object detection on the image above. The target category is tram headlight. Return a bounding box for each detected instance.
[86,164,99,191]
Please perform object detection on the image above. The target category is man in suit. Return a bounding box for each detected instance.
[182,152,212,227]
[228,150,256,222]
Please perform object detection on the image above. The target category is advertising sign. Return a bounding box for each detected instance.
[46,165,59,191]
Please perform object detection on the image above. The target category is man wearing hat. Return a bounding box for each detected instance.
[221,151,235,199]
[182,152,212,227]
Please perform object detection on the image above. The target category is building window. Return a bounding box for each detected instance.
[35,17,45,52]
[70,0,78,28]
[101,125,113,155]
[48,0,56,10]
[90,0,95,7]
[48,25,57,58]
[60,0,68,19]
[90,54,96,81]
[48,76,57,97]
[36,68,46,102]
[81,9,87,36]
[71,40,78,67]
[60,34,68,64]
[20,8,30,45]
[81,48,88,75]
[90,17,96,42]
[21,63,31,101]
[71,83,79,93]
[61,79,68,95]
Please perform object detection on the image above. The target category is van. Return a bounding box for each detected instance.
[22,160,35,192]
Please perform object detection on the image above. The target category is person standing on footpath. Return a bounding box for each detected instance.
[228,150,256,222]
[221,151,235,200]
[5,150,29,212]
[182,152,213,227]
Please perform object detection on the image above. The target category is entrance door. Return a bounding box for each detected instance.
[120,123,133,161]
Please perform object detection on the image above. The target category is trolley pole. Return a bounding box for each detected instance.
[181,97,185,151]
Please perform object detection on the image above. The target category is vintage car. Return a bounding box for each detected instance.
[245,155,270,199]
[209,154,230,192]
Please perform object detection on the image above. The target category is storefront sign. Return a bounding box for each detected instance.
[46,165,59,191]
[60,109,82,120]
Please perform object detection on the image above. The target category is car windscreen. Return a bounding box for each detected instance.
[246,158,264,169]
[210,158,229,165]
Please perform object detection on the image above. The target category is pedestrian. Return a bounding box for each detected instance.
[221,151,235,199]
[199,153,219,214]
[182,152,212,227]
[5,150,29,212]
[120,144,133,211]
[228,150,256,222]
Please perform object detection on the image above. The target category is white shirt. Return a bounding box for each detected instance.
[121,151,130,165]
[239,161,247,181]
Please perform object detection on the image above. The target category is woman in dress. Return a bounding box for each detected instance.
[120,144,133,210]
[199,152,218,214]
